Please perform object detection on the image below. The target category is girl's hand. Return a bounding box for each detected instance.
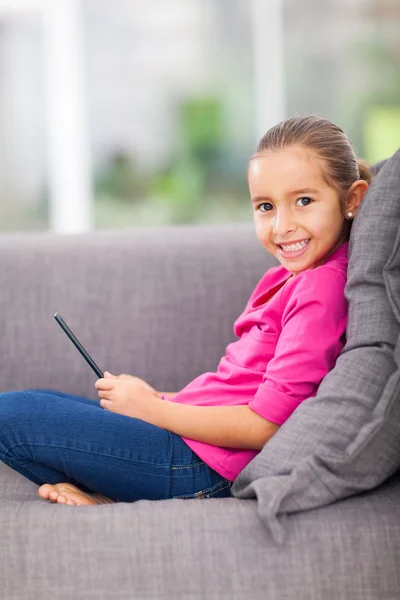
[95,371,162,422]
[107,372,163,398]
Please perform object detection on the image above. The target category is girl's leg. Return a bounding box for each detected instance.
[0,390,104,494]
[2,389,102,494]
[0,389,232,501]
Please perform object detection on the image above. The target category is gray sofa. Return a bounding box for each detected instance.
[1,222,400,599]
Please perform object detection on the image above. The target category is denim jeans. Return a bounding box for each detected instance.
[0,389,233,502]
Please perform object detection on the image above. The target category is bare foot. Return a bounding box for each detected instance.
[38,482,115,506]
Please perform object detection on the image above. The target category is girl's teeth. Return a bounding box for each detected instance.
[281,239,310,252]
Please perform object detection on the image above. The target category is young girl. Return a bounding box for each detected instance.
[0,116,372,506]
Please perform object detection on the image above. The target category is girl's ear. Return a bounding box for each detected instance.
[346,179,369,217]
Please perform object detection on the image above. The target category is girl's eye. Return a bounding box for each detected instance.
[258,203,273,212]
[296,197,313,207]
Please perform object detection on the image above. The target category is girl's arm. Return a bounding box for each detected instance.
[153,400,279,450]
[98,378,276,448]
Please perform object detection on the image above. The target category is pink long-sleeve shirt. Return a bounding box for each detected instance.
[165,242,349,482]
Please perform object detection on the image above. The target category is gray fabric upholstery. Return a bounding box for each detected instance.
[371,157,387,175]
[0,224,277,397]
[1,222,400,598]
[232,149,400,541]
[1,456,400,599]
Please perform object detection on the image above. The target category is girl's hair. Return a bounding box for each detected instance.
[254,116,373,240]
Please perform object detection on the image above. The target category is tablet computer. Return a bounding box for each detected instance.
[54,312,104,379]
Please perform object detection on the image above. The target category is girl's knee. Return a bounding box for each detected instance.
[0,390,25,402]
[0,390,44,414]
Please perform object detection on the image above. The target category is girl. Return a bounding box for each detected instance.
[0,116,372,506]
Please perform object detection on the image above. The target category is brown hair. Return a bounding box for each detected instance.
[253,116,373,239]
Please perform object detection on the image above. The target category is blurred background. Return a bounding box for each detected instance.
[0,0,399,233]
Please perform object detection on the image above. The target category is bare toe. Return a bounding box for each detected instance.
[38,482,115,506]
[38,483,57,501]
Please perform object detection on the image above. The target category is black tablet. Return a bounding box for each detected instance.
[54,312,104,379]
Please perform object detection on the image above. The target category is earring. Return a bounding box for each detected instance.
[348,212,353,218]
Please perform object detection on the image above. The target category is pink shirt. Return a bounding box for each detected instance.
[166,242,349,481]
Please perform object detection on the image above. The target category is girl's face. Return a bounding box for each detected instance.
[248,146,347,276]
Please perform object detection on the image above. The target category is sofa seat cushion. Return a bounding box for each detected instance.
[2,460,400,599]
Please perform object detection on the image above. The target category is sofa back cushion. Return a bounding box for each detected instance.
[0,225,277,397]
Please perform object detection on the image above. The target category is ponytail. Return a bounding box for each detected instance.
[357,158,373,184]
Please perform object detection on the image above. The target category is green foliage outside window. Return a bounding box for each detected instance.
[94,96,250,227]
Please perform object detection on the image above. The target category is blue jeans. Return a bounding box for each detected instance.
[0,389,233,501]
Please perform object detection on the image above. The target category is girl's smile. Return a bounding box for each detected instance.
[276,238,311,259]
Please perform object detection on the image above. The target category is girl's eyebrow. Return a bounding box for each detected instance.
[251,188,319,204]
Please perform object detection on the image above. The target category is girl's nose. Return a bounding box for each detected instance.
[272,211,295,236]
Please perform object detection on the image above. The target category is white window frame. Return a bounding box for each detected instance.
[0,0,93,233]
[251,0,285,141]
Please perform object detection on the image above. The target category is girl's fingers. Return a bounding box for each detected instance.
[95,379,114,391]
[100,398,112,409]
